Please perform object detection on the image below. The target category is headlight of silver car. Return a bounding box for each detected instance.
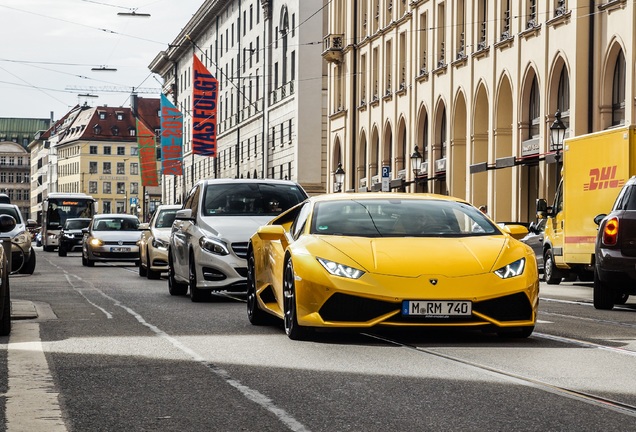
[12,230,29,245]
[199,236,229,256]
[316,257,364,279]
[494,258,526,279]
[152,238,169,249]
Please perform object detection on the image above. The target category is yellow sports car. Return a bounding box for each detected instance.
[247,193,539,340]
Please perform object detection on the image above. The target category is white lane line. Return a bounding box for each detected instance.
[86,281,311,432]
[6,322,67,432]
[64,274,113,319]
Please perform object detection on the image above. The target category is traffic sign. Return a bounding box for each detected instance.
[381,165,390,192]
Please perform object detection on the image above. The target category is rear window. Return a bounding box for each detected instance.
[202,183,307,216]
[64,219,91,230]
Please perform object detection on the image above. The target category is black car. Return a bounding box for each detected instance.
[522,219,546,273]
[58,218,92,256]
[593,176,636,309]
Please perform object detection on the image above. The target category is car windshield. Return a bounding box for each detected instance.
[310,199,500,237]
[155,210,178,228]
[203,183,307,216]
[64,219,91,230]
[0,207,21,223]
[93,218,139,231]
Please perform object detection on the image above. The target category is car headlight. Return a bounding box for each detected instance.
[317,257,364,279]
[12,230,29,245]
[89,238,104,247]
[494,258,526,279]
[152,238,169,249]
[199,236,229,255]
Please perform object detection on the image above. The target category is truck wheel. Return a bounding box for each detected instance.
[593,269,614,310]
[544,249,562,285]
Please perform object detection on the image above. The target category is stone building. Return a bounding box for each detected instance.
[149,0,328,202]
[324,0,632,222]
[0,141,30,219]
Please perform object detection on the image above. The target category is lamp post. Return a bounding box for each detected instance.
[333,162,345,193]
[144,190,149,222]
[410,146,423,191]
[550,110,566,192]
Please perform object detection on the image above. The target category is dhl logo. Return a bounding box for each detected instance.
[583,166,625,191]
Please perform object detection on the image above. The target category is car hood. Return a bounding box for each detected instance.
[152,227,172,242]
[200,216,274,242]
[317,236,511,277]
[92,231,142,242]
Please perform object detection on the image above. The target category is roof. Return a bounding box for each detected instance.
[0,140,29,153]
[309,192,467,203]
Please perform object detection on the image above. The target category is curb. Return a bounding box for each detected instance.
[11,300,39,320]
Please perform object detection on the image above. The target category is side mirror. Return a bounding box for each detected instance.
[501,224,529,240]
[0,215,16,233]
[175,209,194,221]
[256,225,289,249]
[82,227,89,234]
[593,214,606,226]
[139,223,150,230]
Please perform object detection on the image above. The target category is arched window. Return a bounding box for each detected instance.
[440,108,447,158]
[529,77,540,138]
[557,67,570,129]
[612,50,626,126]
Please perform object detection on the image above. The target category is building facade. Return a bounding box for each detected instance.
[0,141,30,219]
[29,100,161,220]
[0,117,52,150]
[149,0,328,202]
[324,0,633,222]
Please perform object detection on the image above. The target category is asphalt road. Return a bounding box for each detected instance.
[1,248,635,431]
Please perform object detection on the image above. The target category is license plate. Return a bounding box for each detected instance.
[402,300,472,317]
[111,247,131,252]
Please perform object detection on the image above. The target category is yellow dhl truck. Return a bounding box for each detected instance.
[536,126,635,284]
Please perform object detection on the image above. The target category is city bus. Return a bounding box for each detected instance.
[41,193,96,251]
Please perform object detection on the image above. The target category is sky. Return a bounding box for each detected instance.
[0,0,204,120]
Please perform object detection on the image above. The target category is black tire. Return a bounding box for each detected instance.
[81,252,87,266]
[544,249,563,285]
[593,269,615,310]
[147,255,161,280]
[0,271,10,336]
[246,249,274,325]
[19,248,36,275]
[168,250,188,296]
[86,256,95,267]
[58,245,67,257]
[283,258,312,340]
[138,253,147,277]
[43,245,54,252]
[498,326,534,338]
[189,254,211,302]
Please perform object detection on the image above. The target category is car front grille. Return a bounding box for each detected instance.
[232,242,248,259]
[103,241,138,246]
[318,291,533,324]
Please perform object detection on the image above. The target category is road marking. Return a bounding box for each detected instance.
[6,322,67,432]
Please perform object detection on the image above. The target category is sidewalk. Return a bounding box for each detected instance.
[11,299,39,320]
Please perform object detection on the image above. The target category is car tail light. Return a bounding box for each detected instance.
[602,217,619,246]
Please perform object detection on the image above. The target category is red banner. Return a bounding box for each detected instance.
[137,119,159,186]
[192,55,218,156]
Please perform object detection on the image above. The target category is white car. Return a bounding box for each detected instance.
[82,214,141,267]
[0,204,36,274]
[168,179,308,302]
[138,204,181,279]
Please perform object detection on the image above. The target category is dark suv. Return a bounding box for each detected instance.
[593,176,636,309]
[57,218,92,256]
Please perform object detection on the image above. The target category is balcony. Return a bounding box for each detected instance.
[322,34,344,63]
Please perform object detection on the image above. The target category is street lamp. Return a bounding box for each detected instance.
[550,110,566,190]
[333,162,345,193]
[410,146,423,190]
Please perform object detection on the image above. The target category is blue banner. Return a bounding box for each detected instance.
[160,94,183,176]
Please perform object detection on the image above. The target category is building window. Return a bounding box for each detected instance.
[99,111,106,120]
[129,128,136,137]
[131,182,138,194]
[131,147,138,156]
[612,50,626,126]
[131,163,139,175]
[117,162,125,175]
[90,145,98,154]
[89,162,98,174]
[111,126,119,136]
[103,162,111,174]
[117,182,125,194]
[104,146,111,155]
[117,146,125,155]
[103,182,111,194]
[88,181,97,194]
[529,76,540,138]
[116,112,124,120]
[557,67,570,128]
